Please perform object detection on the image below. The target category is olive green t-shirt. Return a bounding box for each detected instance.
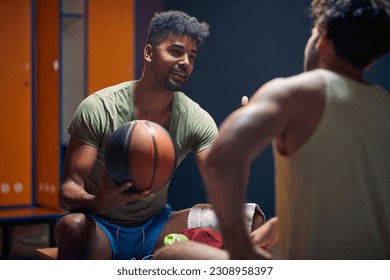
[68,81,218,226]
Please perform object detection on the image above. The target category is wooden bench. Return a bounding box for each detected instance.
[36,247,58,260]
[0,206,65,259]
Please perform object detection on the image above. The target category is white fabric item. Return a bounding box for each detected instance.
[187,203,265,233]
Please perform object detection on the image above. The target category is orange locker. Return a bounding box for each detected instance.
[0,0,135,209]
[35,0,61,209]
[88,0,135,94]
[0,0,33,207]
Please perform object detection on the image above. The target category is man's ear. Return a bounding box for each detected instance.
[144,44,153,62]
[315,30,328,51]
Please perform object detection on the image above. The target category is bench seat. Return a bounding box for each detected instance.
[0,206,65,259]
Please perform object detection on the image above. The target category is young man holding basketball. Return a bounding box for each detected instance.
[155,0,390,259]
[55,11,234,260]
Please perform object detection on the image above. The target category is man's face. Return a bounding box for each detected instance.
[151,34,198,91]
[303,27,321,72]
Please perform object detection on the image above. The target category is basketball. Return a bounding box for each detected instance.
[105,120,177,192]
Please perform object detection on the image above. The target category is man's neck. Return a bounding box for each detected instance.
[318,54,368,84]
[132,79,173,126]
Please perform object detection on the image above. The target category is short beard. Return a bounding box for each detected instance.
[164,79,185,91]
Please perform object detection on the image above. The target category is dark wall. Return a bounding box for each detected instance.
[136,0,390,218]
[135,0,165,78]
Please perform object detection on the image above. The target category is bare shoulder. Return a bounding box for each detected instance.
[254,71,325,100]
[250,71,326,155]
[250,71,326,119]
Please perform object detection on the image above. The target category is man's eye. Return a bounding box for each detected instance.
[170,49,181,56]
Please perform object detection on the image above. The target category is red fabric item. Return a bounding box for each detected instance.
[180,228,224,249]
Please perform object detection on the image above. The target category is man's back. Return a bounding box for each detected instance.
[274,69,390,259]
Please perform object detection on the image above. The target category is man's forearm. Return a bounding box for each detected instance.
[59,182,96,213]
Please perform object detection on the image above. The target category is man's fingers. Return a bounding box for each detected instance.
[116,181,134,192]
[241,96,249,106]
[125,189,154,201]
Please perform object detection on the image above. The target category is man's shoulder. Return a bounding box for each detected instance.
[281,70,325,89]
[172,91,216,127]
[256,71,325,103]
[84,81,134,108]
[174,91,194,102]
[174,91,203,111]
[92,81,133,97]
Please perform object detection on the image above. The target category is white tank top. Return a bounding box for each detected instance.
[274,69,390,259]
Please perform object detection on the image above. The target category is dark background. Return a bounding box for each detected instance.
[135,0,390,219]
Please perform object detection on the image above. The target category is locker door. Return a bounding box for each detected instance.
[0,0,32,207]
[88,0,135,93]
[35,0,60,209]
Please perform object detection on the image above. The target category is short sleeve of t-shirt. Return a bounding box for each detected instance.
[67,81,136,149]
[67,94,108,148]
[190,107,217,154]
[169,92,218,162]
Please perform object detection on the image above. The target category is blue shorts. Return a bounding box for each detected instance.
[92,204,173,260]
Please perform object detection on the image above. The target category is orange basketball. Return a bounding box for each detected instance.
[105,120,177,192]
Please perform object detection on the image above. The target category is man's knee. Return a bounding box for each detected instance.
[55,212,112,259]
[55,212,94,241]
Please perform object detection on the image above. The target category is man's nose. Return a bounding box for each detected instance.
[179,54,190,67]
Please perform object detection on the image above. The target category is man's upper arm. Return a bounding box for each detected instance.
[191,109,218,176]
[194,147,211,179]
[61,136,98,187]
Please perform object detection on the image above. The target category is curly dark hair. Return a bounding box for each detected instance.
[146,10,210,47]
[309,0,390,68]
